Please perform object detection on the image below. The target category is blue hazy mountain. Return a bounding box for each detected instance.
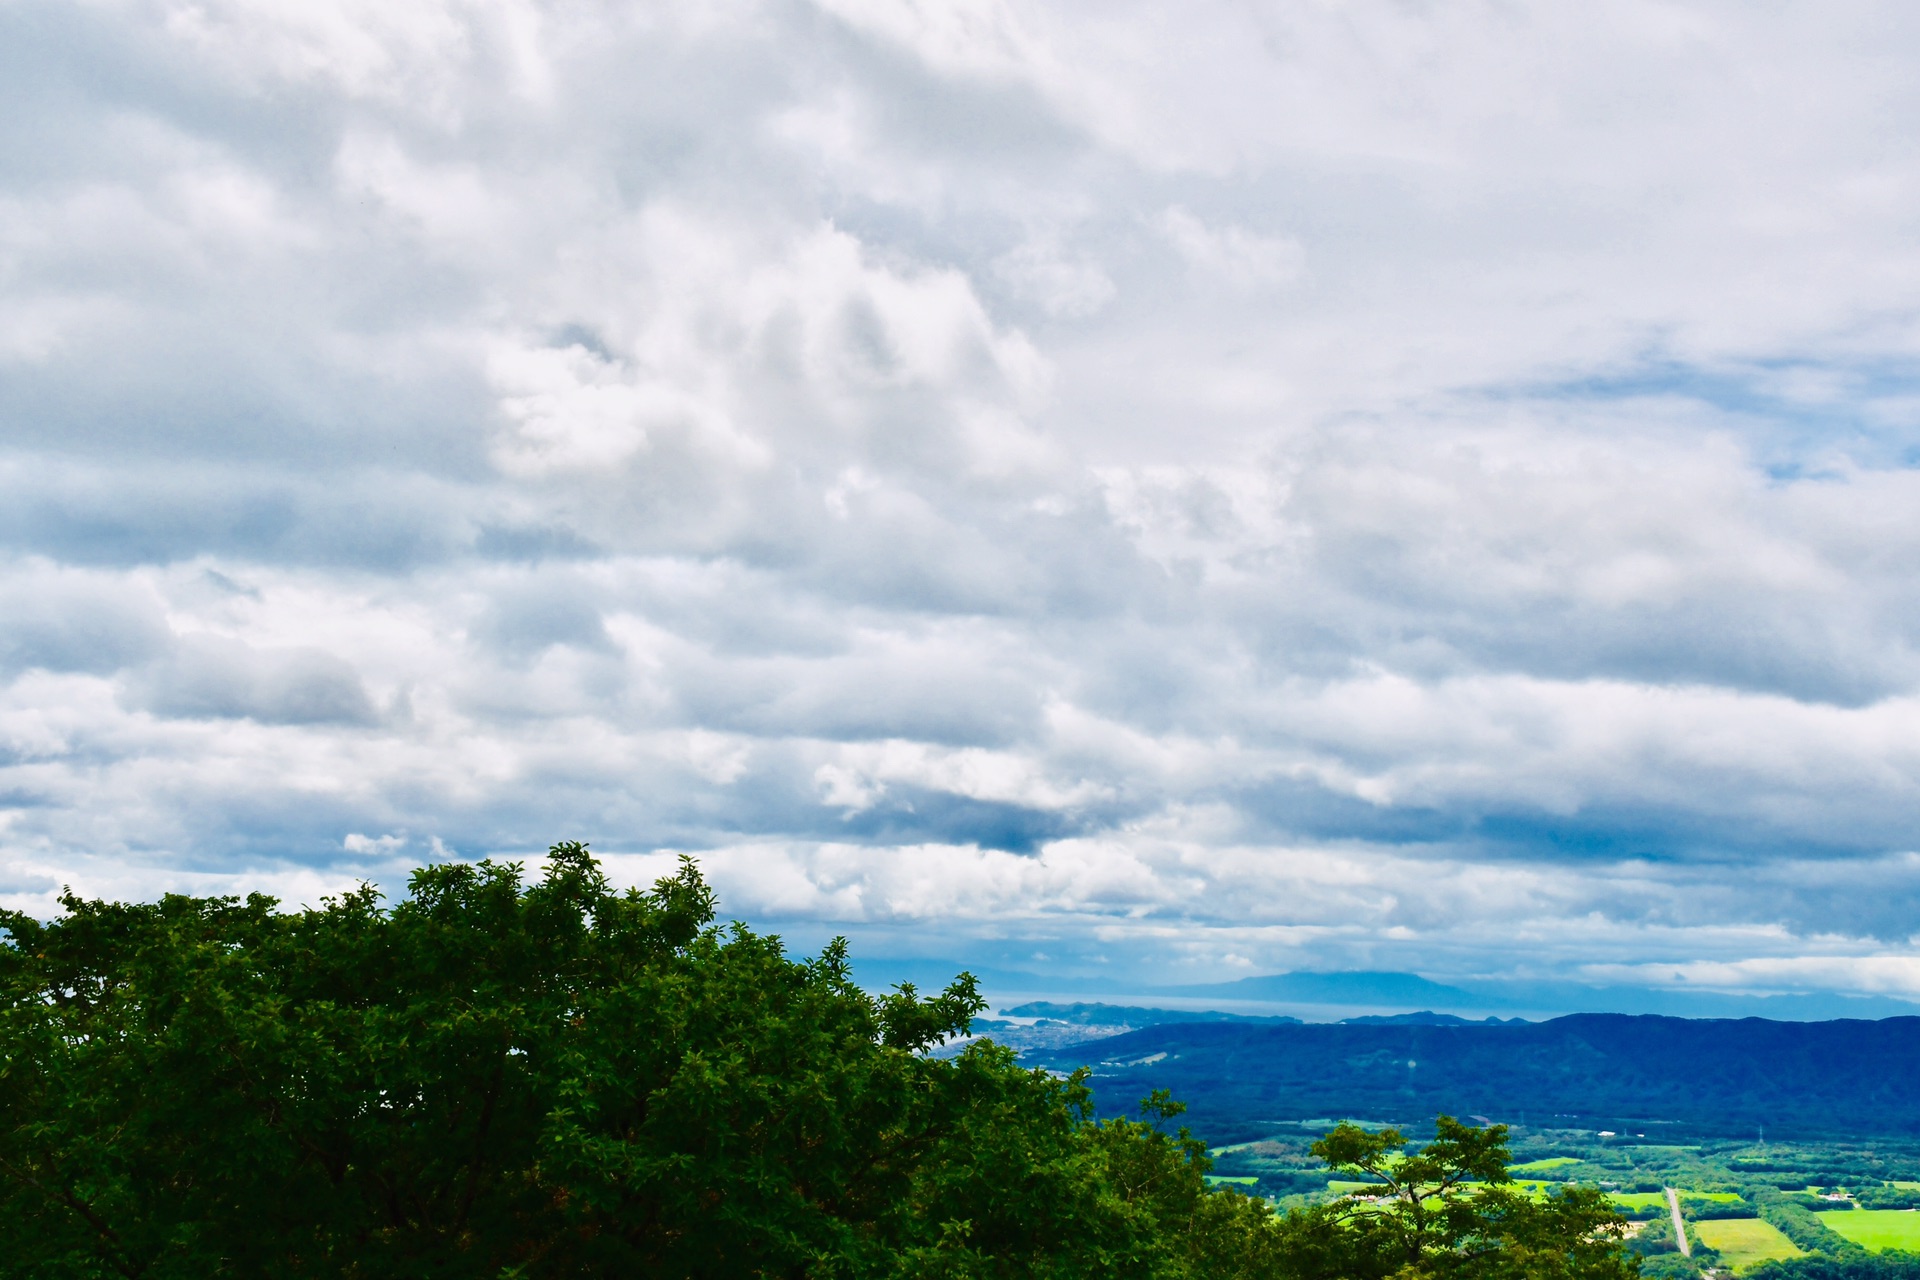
[996,1001,1301,1027]
[1335,1011,1526,1026]
[1157,971,1483,1006]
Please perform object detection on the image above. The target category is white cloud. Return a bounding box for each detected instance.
[1585,955,1920,998]
[992,239,1117,318]
[1157,207,1303,289]
[5,0,1920,996]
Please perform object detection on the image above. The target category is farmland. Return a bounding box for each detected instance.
[1195,1121,1920,1276]
[1818,1208,1920,1252]
[1691,1218,1803,1271]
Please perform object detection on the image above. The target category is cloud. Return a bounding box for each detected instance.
[992,240,1116,318]
[1156,207,1303,289]
[0,565,171,674]
[128,634,381,726]
[1585,954,1920,999]
[3,0,1920,998]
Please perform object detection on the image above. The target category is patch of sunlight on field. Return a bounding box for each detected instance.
[1510,1157,1580,1172]
[1204,1176,1259,1186]
[1683,1192,1744,1203]
[1819,1209,1920,1252]
[1693,1219,1802,1272]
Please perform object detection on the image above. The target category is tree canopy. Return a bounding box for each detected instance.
[0,843,1634,1278]
[1274,1118,1635,1280]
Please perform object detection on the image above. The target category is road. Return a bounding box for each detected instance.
[1666,1187,1690,1257]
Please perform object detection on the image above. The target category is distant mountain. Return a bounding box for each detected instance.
[1336,1011,1527,1027]
[998,1001,1301,1027]
[1160,971,1484,1007]
[1023,1013,1920,1138]
[1152,973,1920,1021]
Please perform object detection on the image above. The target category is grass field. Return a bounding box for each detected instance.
[1204,1175,1260,1187]
[1681,1192,1745,1204]
[1693,1219,1803,1272]
[1510,1157,1580,1173]
[1610,1192,1671,1210]
[1818,1209,1920,1252]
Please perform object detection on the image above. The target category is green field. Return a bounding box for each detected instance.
[1818,1209,1920,1252]
[1509,1157,1580,1173]
[1692,1218,1803,1272]
[1602,1188,1740,1211]
[1609,1192,1671,1210]
[1204,1175,1259,1186]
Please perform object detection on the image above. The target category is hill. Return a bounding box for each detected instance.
[1019,1013,1920,1139]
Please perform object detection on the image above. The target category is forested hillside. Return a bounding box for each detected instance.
[1025,1016,1920,1138]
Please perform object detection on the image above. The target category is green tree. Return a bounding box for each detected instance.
[0,844,1259,1278]
[1267,1117,1637,1280]
[0,843,1633,1279]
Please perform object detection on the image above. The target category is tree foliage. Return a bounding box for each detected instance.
[1268,1117,1635,1280]
[0,844,1633,1278]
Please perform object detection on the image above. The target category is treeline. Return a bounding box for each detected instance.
[1733,1156,1920,1187]
[0,845,1634,1279]
[1749,1258,1920,1280]
[1764,1200,1867,1256]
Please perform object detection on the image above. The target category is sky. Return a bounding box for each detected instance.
[5,0,1920,1002]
